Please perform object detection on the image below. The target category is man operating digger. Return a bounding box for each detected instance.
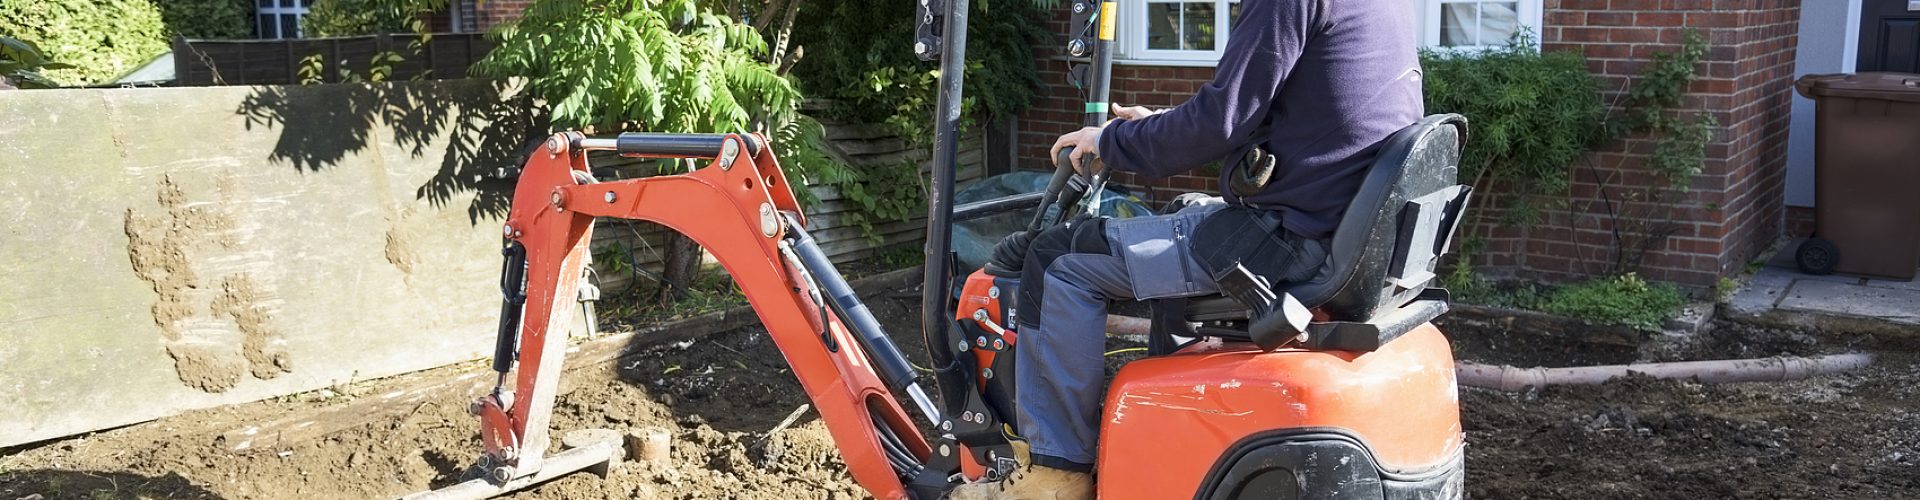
[951,0,1424,498]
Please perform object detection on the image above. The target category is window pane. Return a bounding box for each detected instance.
[1182,2,1215,50]
[281,14,300,38]
[1479,2,1521,45]
[258,14,276,38]
[1439,4,1478,46]
[1229,1,1242,31]
[1147,2,1181,50]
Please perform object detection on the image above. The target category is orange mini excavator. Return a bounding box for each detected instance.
[405,0,1472,499]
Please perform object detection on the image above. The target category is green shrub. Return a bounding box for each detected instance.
[0,0,170,85]
[1538,274,1685,331]
[154,0,253,39]
[790,0,1045,143]
[1422,34,1607,225]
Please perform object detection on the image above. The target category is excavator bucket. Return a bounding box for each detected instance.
[397,433,623,500]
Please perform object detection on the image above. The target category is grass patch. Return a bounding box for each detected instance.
[1451,270,1687,331]
[1536,274,1686,331]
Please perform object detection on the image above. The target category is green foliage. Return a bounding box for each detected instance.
[0,36,73,88]
[599,263,746,321]
[869,245,922,270]
[1577,31,1714,274]
[1422,33,1607,225]
[1616,31,1716,190]
[306,0,448,37]
[473,0,798,136]
[153,0,252,39]
[1430,30,1718,282]
[1714,276,1739,302]
[1537,273,1685,331]
[791,0,1045,144]
[773,114,851,207]
[0,0,170,85]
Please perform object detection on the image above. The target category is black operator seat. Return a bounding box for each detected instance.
[1169,114,1472,352]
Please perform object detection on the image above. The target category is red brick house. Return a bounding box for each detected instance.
[1019,1,1814,288]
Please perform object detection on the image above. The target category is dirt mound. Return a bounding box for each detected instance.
[1462,363,1920,499]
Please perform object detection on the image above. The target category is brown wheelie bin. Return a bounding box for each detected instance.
[1793,73,1920,280]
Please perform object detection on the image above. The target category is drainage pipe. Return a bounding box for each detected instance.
[1456,354,1875,391]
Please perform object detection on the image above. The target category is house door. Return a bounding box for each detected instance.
[1859,0,1920,72]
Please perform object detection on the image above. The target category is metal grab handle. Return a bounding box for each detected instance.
[576,132,763,159]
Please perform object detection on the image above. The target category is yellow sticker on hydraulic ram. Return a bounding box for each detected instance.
[1098,1,1116,40]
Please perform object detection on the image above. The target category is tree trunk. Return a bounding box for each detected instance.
[655,232,702,306]
[655,158,703,306]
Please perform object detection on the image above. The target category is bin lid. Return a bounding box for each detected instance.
[1795,72,1920,103]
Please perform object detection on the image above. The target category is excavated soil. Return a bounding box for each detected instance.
[3,282,1918,499]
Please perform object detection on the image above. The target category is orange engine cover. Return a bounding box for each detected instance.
[1096,324,1462,498]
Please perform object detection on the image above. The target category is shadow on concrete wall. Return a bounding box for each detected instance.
[0,469,224,499]
[233,79,549,224]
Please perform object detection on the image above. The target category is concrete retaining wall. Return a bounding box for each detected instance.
[0,80,539,447]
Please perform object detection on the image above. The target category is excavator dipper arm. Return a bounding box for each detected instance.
[410,131,945,500]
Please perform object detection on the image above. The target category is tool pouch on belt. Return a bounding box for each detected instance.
[1188,207,1327,287]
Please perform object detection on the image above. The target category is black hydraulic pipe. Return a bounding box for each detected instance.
[786,224,919,394]
[922,0,971,412]
[612,132,761,158]
[492,243,528,374]
[952,191,1045,222]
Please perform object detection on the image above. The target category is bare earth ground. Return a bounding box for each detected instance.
[3,281,1918,499]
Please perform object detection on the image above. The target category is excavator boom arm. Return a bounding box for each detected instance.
[438,132,938,500]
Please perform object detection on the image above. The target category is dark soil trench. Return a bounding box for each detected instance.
[2,281,1917,499]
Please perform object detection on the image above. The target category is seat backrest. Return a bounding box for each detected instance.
[1280,114,1470,321]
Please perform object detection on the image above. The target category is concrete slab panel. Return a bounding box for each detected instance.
[1729,267,1797,316]
[0,81,539,447]
[1778,280,1920,326]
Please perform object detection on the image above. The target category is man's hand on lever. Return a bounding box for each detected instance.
[1049,126,1103,176]
[1050,103,1159,176]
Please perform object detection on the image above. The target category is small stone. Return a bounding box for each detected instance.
[604,405,632,424]
[347,451,366,467]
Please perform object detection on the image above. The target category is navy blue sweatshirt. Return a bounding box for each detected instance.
[1097,0,1423,239]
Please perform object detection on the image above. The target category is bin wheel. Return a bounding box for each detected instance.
[1796,237,1839,275]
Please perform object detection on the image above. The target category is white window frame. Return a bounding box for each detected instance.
[257,0,312,40]
[1116,0,1240,66]
[1417,0,1544,52]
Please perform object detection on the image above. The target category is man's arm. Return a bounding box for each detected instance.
[1096,0,1323,180]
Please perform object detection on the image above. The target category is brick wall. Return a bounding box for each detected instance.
[1507,0,1802,287]
[471,0,532,31]
[1015,1,1803,288]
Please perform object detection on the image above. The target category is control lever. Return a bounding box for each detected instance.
[1211,263,1309,351]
